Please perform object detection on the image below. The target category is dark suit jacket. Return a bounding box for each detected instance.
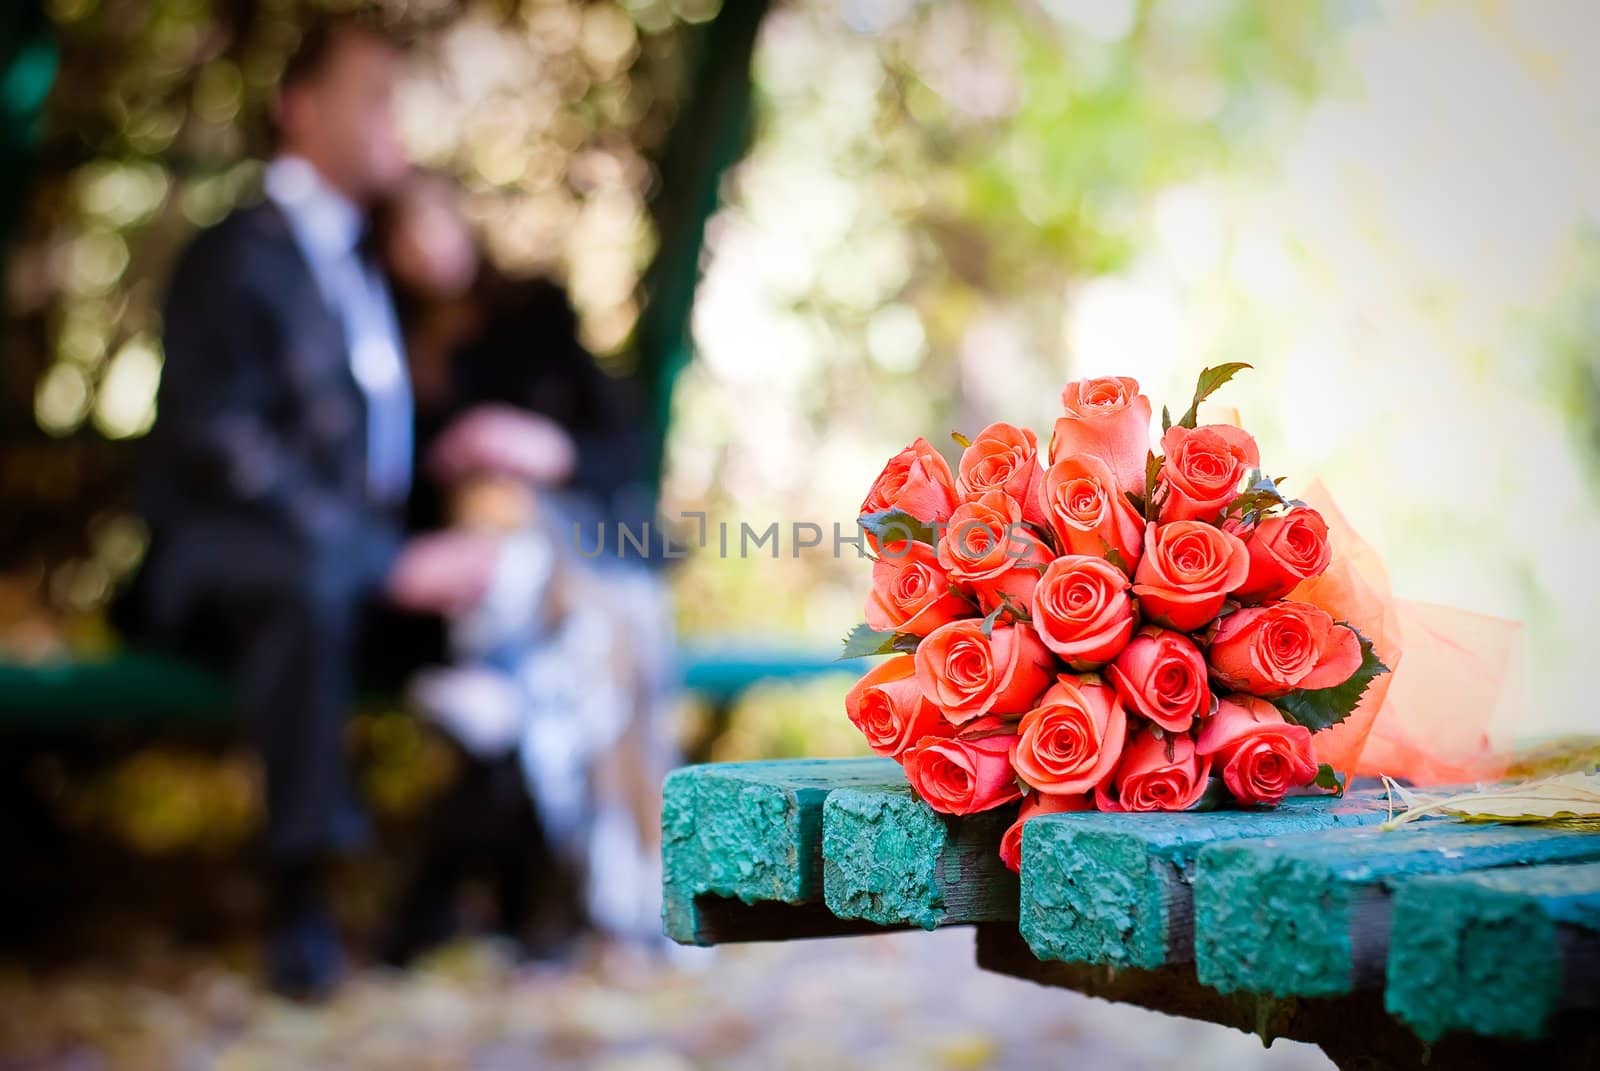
[136,200,403,635]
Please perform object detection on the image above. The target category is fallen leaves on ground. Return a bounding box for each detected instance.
[0,929,1339,1071]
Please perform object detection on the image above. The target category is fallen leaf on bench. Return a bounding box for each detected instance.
[1380,771,1600,830]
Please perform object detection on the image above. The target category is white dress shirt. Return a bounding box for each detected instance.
[264,155,413,505]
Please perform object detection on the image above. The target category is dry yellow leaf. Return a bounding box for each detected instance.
[1380,771,1600,831]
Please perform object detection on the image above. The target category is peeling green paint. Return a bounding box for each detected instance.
[1386,861,1600,1041]
[1019,794,1385,970]
[661,758,904,944]
[822,785,1018,930]
[1195,824,1600,998]
[823,786,949,929]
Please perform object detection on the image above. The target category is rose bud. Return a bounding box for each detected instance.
[861,436,959,525]
[1030,555,1136,668]
[914,619,1055,725]
[1010,675,1128,796]
[999,790,1092,873]
[959,422,1048,529]
[1095,729,1214,812]
[1049,376,1154,498]
[844,654,953,760]
[1196,695,1318,805]
[1208,601,1363,698]
[1157,424,1261,524]
[1035,453,1144,570]
[1132,520,1250,632]
[937,490,1052,613]
[1106,627,1211,733]
[903,732,1023,816]
[865,539,970,637]
[1227,506,1333,603]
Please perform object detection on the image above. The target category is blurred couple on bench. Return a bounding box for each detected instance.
[123,15,675,998]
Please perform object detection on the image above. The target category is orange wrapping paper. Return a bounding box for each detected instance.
[1289,481,1519,784]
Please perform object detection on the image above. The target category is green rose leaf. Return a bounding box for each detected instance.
[1142,451,1163,522]
[1176,361,1253,429]
[951,430,973,448]
[838,623,918,661]
[1226,470,1292,526]
[859,509,938,547]
[1313,762,1347,797]
[1100,538,1132,577]
[1272,627,1390,732]
[1191,776,1239,812]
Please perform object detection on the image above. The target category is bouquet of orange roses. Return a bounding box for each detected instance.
[842,366,1390,871]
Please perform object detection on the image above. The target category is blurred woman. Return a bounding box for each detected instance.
[376,172,675,961]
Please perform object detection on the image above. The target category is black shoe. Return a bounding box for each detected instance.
[268,901,343,1001]
[268,861,344,1000]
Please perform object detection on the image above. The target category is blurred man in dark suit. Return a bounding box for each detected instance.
[138,16,498,998]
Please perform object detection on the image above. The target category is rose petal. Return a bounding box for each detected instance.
[1298,622,1364,690]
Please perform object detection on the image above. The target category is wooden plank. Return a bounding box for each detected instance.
[660,757,906,945]
[1193,824,1600,999]
[1385,860,1600,1042]
[975,923,1598,1070]
[1017,793,1385,970]
[821,784,1018,929]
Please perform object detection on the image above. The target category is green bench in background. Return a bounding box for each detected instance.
[662,758,1600,1071]
[0,643,856,759]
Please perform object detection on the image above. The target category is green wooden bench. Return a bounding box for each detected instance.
[662,758,1600,1070]
[0,644,856,761]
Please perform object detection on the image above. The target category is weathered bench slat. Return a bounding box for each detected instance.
[975,923,1597,1071]
[1384,860,1600,1042]
[1194,824,1600,998]
[822,784,1019,929]
[661,757,906,944]
[1018,793,1386,970]
[669,894,900,945]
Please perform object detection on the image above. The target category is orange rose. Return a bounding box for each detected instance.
[1196,695,1318,805]
[1208,601,1362,698]
[1095,729,1213,812]
[1010,675,1128,795]
[1131,520,1250,632]
[1035,454,1144,570]
[1106,626,1211,733]
[999,790,1091,873]
[959,422,1047,528]
[865,539,970,637]
[914,619,1055,725]
[844,654,952,760]
[1157,424,1260,524]
[1029,555,1136,668]
[1227,506,1333,603]
[937,490,1052,613]
[862,437,959,524]
[1049,377,1154,497]
[903,732,1023,816]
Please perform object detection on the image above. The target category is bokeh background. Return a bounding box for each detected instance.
[8,0,1599,746]
[1,0,1597,1066]
[662,0,1600,751]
